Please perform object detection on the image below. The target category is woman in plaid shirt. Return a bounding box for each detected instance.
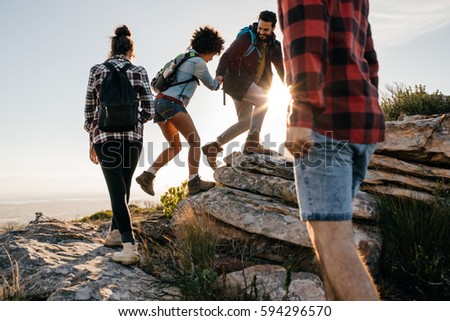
[278,0,384,300]
[84,25,154,265]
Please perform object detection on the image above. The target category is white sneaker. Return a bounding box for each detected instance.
[104,229,122,247]
[111,242,140,265]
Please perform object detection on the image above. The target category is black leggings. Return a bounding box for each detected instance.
[94,139,142,244]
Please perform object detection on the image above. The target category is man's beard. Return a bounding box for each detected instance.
[258,33,270,42]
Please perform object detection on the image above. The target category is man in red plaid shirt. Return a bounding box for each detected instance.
[278,0,384,300]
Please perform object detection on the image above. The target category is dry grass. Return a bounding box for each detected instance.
[0,246,22,300]
[0,221,26,234]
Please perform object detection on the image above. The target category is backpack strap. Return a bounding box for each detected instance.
[243,29,257,57]
[166,51,199,89]
[237,26,258,58]
[169,77,199,88]
[103,61,116,72]
[120,63,132,72]
[103,61,132,72]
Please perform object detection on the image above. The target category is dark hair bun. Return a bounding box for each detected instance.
[115,25,131,37]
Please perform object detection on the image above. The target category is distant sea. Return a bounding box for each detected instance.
[0,193,161,226]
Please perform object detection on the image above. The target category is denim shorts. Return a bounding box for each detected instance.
[294,131,377,221]
[153,97,187,123]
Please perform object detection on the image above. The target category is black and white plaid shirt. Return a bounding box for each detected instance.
[84,55,154,144]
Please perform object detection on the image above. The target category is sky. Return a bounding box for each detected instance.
[0,0,449,203]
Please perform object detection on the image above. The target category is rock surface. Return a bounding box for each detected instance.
[222,265,325,301]
[0,218,180,301]
[364,114,449,201]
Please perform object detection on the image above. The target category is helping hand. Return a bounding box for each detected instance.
[215,75,223,85]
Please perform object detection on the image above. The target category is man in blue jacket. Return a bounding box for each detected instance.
[202,10,285,169]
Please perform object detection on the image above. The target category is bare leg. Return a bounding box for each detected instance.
[307,220,379,300]
[151,121,182,171]
[317,265,337,300]
[167,112,201,176]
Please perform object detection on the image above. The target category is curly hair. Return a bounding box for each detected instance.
[190,26,225,55]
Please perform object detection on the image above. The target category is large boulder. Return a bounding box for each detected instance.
[364,114,450,202]
[222,265,325,301]
[375,114,450,165]
[179,152,382,273]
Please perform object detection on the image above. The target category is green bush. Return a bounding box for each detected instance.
[160,180,188,218]
[79,210,112,222]
[376,193,450,299]
[172,210,220,300]
[381,84,450,121]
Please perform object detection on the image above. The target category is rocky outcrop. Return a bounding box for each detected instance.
[0,216,180,301]
[375,114,450,166]
[363,114,450,201]
[178,152,382,298]
[180,153,381,273]
[179,113,450,295]
[0,213,328,301]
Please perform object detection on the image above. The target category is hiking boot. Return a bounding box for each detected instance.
[111,242,140,265]
[188,175,215,195]
[243,132,278,155]
[104,229,122,247]
[201,142,223,170]
[136,171,155,196]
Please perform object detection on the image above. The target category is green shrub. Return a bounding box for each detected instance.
[79,210,112,222]
[376,193,450,299]
[172,209,221,300]
[381,83,450,121]
[173,209,218,273]
[160,180,188,218]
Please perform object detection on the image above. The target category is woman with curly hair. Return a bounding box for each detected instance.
[136,26,224,196]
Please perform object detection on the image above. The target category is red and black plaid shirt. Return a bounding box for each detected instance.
[84,55,154,144]
[278,0,385,143]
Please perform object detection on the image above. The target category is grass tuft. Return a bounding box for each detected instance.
[376,192,450,299]
[0,246,22,300]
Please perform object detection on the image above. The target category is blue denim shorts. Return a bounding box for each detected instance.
[294,131,377,221]
[153,97,187,123]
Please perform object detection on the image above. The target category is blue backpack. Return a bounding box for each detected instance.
[236,26,257,57]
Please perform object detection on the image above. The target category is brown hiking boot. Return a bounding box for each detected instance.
[201,142,223,170]
[188,175,215,195]
[136,171,155,196]
[243,132,278,155]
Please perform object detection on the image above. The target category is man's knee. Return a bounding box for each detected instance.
[238,119,251,132]
[307,220,355,252]
[255,96,269,107]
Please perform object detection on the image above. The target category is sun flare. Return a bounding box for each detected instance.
[261,78,292,153]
